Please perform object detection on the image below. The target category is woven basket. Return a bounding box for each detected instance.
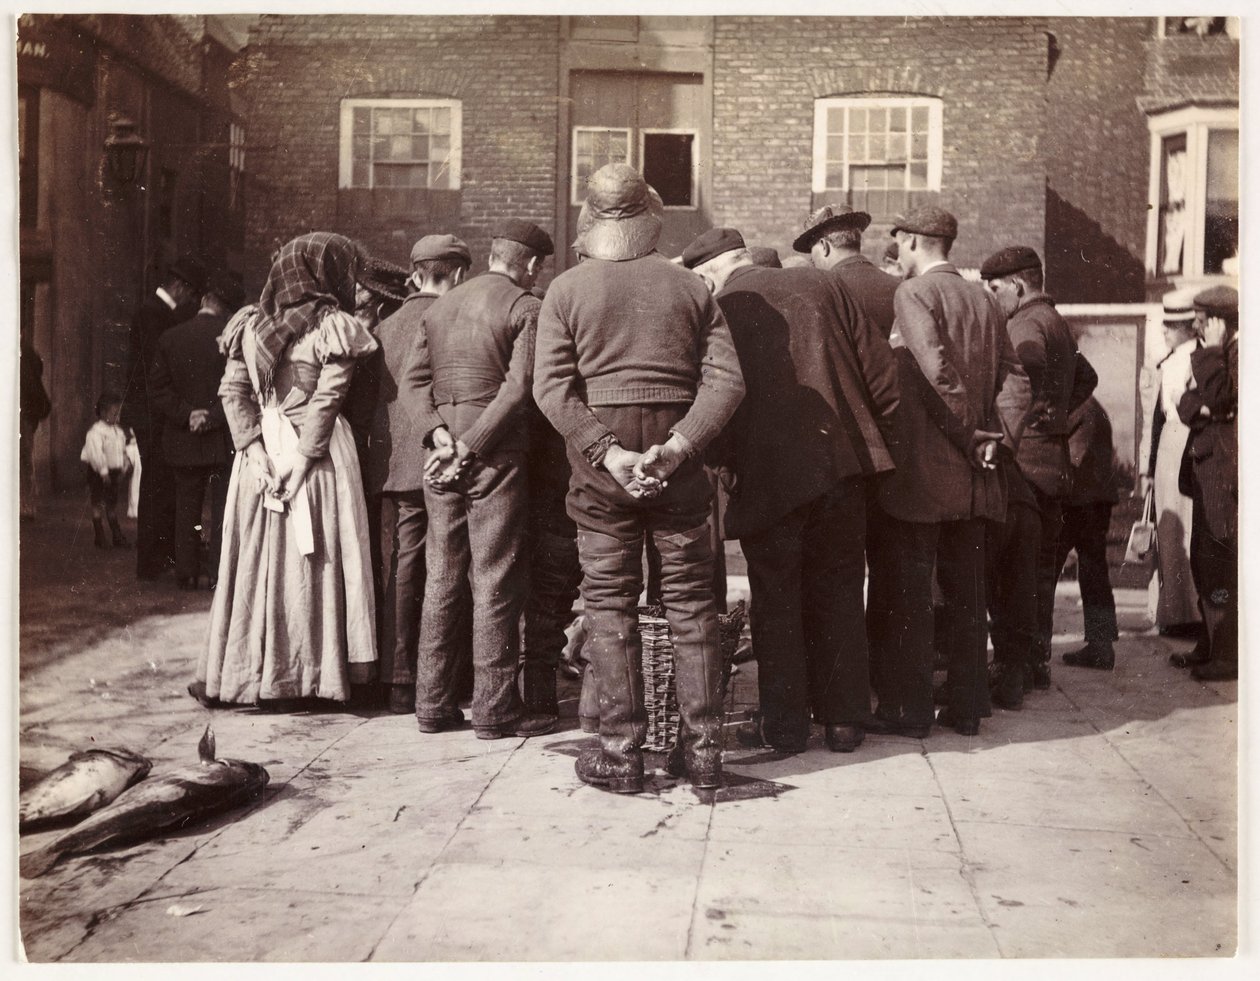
[640,599,748,752]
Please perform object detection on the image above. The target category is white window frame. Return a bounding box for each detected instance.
[1144,104,1239,280]
[338,98,462,191]
[639,127,699,211]
[811,96,943,194]
[571,126,632,205]
[1156,17,1240,40]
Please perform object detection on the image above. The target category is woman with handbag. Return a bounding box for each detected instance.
[1141,288,1203,638]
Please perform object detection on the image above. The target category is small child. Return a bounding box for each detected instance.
[80,393,133,549]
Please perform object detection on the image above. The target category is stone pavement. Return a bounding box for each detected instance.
[13,495,1241,963]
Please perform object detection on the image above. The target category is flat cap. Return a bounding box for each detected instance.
[169,254,208,293]
[681,227,746,269]
[748,246,783,269]
[493,219,554,257]
[1162,286,1199,323]
[1193,284,1238,317]
[205,269,246,312]
[792,203,871,253]
[410,234,472,266]
[890,205,958,241]
[980,245,1042,281]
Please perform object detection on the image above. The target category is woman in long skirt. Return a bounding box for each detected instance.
[190,233,379,706]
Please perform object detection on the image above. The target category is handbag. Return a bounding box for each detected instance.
[1124,487,1157,565]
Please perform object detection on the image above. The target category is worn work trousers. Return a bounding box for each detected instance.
[523,495,581,670]
[135,427,177,579]
[1189,484,1237,666]
[172,463,229,584]
[742,478,871,747]
[985,500,1041,680]
[568,404,724,766]
[869,515,989,725]
[416,450,528,728]
[1055,501,1119,644]
[1031,486,1065,663]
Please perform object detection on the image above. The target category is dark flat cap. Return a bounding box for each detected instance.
[493,220,554,257]
[681,227,746,269]
[1193,284,1238,317]
[890,206,958,241]
[980,245,1042,281]
[169,255,208,293]
[792,203,872,253]
[748,246,783,269]
[410,234,471,266]
[882,241,899,263]
[205,269,246,312]
[360,255,410,304]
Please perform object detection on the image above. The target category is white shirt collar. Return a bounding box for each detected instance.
[919,259,951,275]
[155,286,178,310]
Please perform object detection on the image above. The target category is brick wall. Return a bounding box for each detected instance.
[710,17,1049,271]
[1045,18,1152,302]
[240,15,560,292]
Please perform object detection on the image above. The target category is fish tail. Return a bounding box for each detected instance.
[19,845,61,879]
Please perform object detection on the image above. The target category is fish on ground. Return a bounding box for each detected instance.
[19,725,270,879]
[19,748,152,832]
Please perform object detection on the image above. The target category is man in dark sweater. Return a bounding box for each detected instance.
[365,234,471,714]
[409,221,552,740]
[124,255,206,580]
[534,164,745,794]
[148,269,243,590]
[684,227,898,755]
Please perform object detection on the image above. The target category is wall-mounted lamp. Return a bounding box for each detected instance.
[104,115,149,186]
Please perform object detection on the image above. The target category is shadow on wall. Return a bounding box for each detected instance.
[1044,187,1146,304]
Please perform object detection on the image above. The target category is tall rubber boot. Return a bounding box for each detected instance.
[578,662,600,733]
[574,605,645,794]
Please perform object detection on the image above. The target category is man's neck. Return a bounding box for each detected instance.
[918,258,950,275]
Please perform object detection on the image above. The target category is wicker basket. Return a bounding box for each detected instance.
[639,599,748,752]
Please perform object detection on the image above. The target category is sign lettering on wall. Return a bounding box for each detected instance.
[16,15,97,107]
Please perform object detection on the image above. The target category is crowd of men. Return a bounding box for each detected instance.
[125,161,1238,796]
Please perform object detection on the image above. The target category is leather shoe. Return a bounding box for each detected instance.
[1029,660,1052,690]
[935,707,981,736]
[416,709,465,733]
[1062,642,1115,670]
[474,713,556,739]
[1190,659,1237,682]
[388,684,415,715]
[576,746,644,794]
[733,718,806,755]
[824,724,864,753]
[863,715,931,739]
[990,665,1025,710]
[579,715,600,734]
[1170,641,1209,669]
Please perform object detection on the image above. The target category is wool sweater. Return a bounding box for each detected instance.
[533,253,745,456]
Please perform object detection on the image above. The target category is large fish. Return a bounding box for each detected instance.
[19,748,152,832]
[20,726,270,879]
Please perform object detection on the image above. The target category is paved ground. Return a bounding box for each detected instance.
[12,491,1243,963]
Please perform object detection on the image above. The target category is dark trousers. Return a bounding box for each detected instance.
[172,463,229,584]
[376,490,428,688]
[416,450,528,728]
[742,478,870,745]
[135,428,176,579]
[568,404,724,764]
[869,515,989,725]
[1054,501,1119,644]
[1189,486,1237,665]
[986,500,1041,678]
[1031,486,1065,662]
[523,496,581,669]
[86,467,126,518]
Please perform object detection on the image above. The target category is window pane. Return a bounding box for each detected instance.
[412,109,430,134]
[827,106,846,136]
[911,131,928,159]
[909,160,928,189]
[827,135,845,164]
[353,106,371,135]
[868,134,887,162]
[887,168,906,190]
[1205,128,1239,274]
[888,107,906,132]
[432,108,450,135]
[912,105,929,131]
[848,133,866,161]
[608,131,629,162]
[375,110,394,136]
[642,132,694,206]
[353,134,370,164]
[869,108,886,134]
[825,162,845,189]
[353,158,369,188]
[430,134,450,159]
[430,161,450,190]
[887,133,907,162]
[1158,133,1188,276]
[851,108,868,133]
[390,135,412,160]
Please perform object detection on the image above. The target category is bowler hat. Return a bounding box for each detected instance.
[493,220,554,257]
[169,255,208,293]
[360,255,410,304]
[410,234,472,267]
[792,203,872,253]
[890,206,958,241]
[980,245,1042,281]
[681,228,746,269]
[205,269,246,313]
[574,163,664,262]
[748,246,783,269]
[1162,286,1199,324]
[1193,284,1238,318]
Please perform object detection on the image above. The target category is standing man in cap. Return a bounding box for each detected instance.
[1175,285,1238,681]
[410,220,554,738]
[534,163,744,793]
[683,227,898,754]
[795,203,900,338]
[981,245,1092,689]
[364,234,471,714]
[124,254,207,580]
[148,269,245,591]
[867,206,1030,736]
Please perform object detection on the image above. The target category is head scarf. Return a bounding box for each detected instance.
[254,232,363,392]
